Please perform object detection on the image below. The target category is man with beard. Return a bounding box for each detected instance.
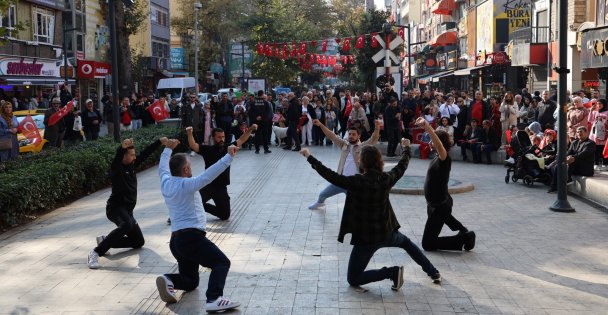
[308,119,381,210]
[185,124,257,220]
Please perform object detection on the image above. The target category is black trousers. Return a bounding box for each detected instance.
[422,196,467,251]
[200,185,231,220]
[287,121,301,148]
[254,121,269,151]
[386,128,400,155]
[218,120,233,143]
[166,229,230,301]
[95,202,145,256]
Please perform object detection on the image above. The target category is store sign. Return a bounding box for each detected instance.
[581,28,608,69]
[0,56,61,77]
[494,52,506,64]
[77,60,111,79]
[170,48,184,69]
[584,81,600,88]
[447,51,457,69]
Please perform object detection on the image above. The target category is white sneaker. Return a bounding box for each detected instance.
[308,202,326,210]
[156,275,177,303]
[594,165,600,171]
[96,235,106,246]
[206,296,240,312]
[505,157,515,164]
[190,151,196,156]
[87,250,100,269]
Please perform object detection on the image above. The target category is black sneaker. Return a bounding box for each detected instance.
[431,272,441,284]
[464,231,476,251]
[255,150,260,154]
[283,146,292,150]
[292,147,301,151]
[264,149,271,154]
[390,266,404,291]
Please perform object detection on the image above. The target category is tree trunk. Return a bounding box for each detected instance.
[114,1,134,98]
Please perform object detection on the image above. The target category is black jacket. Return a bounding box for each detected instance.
[249,97,270,123]
[306,147,411,245]
[287,98,302,123]
[384,105,401,130]
[108,140,162,205]
[82,108,102,133]
[568,138,596,177]
[481,127,500,148]
[538,100,557,129]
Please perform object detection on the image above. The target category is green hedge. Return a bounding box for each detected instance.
[0,125,187,229]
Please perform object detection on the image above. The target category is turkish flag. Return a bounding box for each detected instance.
[300,42,307,54]
[17,115,43,146]
[147,100,169,122]
[311,40,317,47]
[274,43,280,58]
[291,42,297,57]
[342,37,351,51]
[322,40,328,52]
[371,33,378,48]
[265,43,272,56]
[355,35,365,49]
[256,43,264,55]
[349,55,355,64]
[398,27,405,40]
[282,50,287,60]
[48,99,74,126]
[343,56,348,64]
[335,38,341,44]
[322,55,327,66]
[604,142,608,159]
[343,97,352,118]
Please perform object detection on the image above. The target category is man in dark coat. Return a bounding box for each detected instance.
[284,92,302,151]
[547,126,596,192]
[384,97,401,157]
[249,90,271,154]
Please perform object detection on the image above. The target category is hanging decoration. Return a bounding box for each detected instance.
[322,40,328,52]
[371,33,378,48]
[342,37,351,51]
[355,35,365,49]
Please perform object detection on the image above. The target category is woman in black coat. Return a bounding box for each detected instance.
[81,99,102,141]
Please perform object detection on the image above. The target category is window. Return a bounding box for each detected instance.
[0,4,17,37]
[152,41,169,58]
[151,5,168,27]
[33,7,55,44]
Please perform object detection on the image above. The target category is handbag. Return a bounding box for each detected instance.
[0,137,12,150]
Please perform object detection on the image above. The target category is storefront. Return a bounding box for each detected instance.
[580,26,608,97]
[0,55,75,108]
[77,60,111,110]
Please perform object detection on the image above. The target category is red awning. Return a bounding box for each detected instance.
[431,0,457,15]
[430,31,458,47]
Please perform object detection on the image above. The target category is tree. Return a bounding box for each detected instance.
[351,10,396,92]
[243,0,335,87]
[115,0,147,97]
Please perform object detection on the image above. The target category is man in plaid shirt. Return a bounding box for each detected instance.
[300,141,441,290]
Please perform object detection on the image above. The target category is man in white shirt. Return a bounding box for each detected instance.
[155,137,240,312]
[308,119,381,209]
[438,96,460,128]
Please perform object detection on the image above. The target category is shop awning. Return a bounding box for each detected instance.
[417,74,433,85]
[431,70,455,82]
[430,31,458,47]
[432,0,456,15]
[453,65,490,76]
[1,76,76,85]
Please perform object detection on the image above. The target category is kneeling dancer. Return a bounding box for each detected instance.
[301,140,441,290]
[88,138,162,269]
[415,117,476,252]
[155,137,239,312]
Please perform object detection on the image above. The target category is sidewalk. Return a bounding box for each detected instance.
[1,146,607,314]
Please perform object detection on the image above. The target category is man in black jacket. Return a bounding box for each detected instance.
[301,140,441,289]
[459,119,483,162]
[547,126,596,193]
[537,90,557,130]
[249,90,271,154]
[284,92,302,151]
[216,93,234,143]
[88,138,162,269]
[474,120,500,164]
[384,97,401,157]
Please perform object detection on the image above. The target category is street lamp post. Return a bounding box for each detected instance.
[549,0,574,212]
[194,2,202,94]
[108,0,121,142]
[62,26,77,84]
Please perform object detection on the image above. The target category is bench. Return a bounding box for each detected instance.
[568,173,608,208]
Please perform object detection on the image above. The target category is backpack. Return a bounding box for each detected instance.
[592,115,606,141]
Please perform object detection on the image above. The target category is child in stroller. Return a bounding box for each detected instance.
[505,130,551,186]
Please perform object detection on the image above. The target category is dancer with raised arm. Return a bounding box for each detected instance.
[155,137,240,312]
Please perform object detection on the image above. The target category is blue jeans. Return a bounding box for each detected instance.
[317,183,346,203]
[131,119,142,130]
[347,230,439,286]
[165,229,230,301]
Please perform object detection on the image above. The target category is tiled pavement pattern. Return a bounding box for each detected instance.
[1,145,608,315]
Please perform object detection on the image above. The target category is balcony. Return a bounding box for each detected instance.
[511,26,550,45]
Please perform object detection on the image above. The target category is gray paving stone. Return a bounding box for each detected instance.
[0,146,608,314]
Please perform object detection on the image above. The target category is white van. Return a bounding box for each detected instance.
[156,77,196,103]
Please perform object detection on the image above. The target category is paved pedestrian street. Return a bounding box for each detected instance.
[1,146,607,315]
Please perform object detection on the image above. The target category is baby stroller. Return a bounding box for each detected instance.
[505,130,551,186]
